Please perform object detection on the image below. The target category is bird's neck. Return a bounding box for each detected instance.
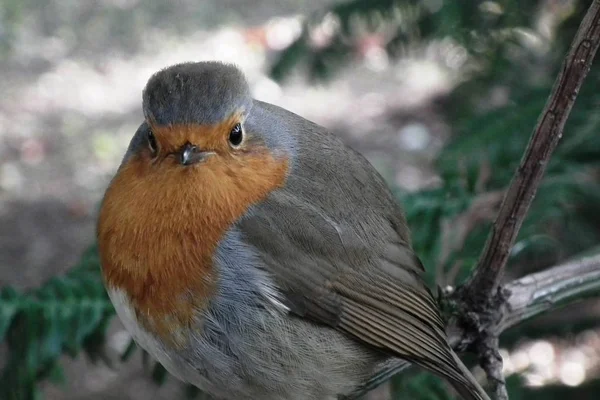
[97,151,288,346]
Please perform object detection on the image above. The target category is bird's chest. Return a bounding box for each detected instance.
[107,284,374,400]
[106,287,196,382]
[103,228,380,399]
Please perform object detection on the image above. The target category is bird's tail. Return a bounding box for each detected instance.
[346,354,491,400]
[444,352,491,400]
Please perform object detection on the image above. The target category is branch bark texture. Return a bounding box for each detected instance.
[453,3,600,399]
[462,0,600,307]
[347,2,600,399]
[499,252,600,333]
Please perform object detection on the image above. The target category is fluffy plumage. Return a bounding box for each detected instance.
[98,117,289,346]
[97,61,491,400]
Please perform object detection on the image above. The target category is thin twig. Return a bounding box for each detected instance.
[478,336,507,400]
[462,0,600,307]
[343,252,600,399]
[455,4,600,398]
[346,5,600,398]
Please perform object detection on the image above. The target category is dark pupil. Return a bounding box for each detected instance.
[229,124,243,146]
[148,130,157,153]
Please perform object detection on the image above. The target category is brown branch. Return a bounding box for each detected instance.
[498,252,600,333]
[461,0,600,307]
[453,4,600,398]
[478,336,507,400]
[346,3,600,399]
[344,252,600,400]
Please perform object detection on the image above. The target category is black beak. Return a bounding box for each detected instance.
[180,143,210,166]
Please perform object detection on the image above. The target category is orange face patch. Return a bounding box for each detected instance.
[151,113,244,158]
[97,121,288,347]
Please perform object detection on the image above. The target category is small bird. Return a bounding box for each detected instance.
[97,61,491,400]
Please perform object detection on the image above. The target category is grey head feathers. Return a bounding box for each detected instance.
[142,61,253,126]
[140,61,299,165]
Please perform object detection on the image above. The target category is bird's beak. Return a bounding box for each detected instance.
[180,143,211,166]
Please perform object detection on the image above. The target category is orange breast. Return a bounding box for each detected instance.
[97,139,288,347]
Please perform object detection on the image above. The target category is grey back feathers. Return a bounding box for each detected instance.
[142,61,253,126]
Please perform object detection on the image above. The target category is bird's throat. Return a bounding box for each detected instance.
[97,146,288,346]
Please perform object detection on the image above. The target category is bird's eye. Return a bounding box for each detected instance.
[147,129,158,156]
[229,123,243,147]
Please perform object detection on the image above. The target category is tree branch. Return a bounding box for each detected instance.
[343,252,600,400]
[461,0,600,308]
[345,3,600,399]
[498,252,600,333]
[453,3,600,398]
[478,336,507,400]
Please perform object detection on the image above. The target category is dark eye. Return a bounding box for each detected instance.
[229,123,243,147]
[147,129,158,155]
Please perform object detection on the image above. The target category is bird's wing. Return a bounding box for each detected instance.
[237,186,467,386]
[233,103,488,399]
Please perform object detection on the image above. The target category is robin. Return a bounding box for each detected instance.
[97,61,491,400]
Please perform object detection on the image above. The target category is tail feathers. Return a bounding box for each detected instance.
[353,354,491,400]
[448,377,491,400]
[446,352,491,400]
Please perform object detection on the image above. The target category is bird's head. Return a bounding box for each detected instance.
[97,62,291,346]
[129,61,292,174]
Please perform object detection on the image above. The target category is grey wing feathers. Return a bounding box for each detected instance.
[237,104,490,400]
[238,190,469,384]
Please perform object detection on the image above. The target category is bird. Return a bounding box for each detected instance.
[97,61,491,400]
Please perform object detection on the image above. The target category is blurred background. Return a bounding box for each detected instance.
[1,0,600,399]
